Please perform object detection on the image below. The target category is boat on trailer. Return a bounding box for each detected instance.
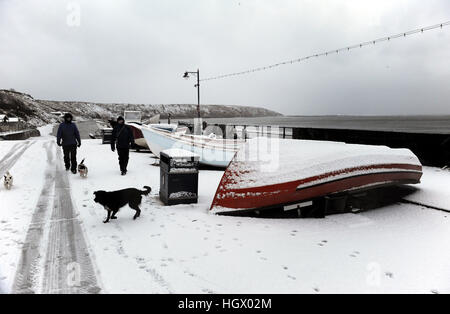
[141,124,244,168]
[210,138,422,216]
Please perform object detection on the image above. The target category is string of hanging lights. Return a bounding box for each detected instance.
[200,21,450,82]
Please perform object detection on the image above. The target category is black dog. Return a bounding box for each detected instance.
[93,186,151,223]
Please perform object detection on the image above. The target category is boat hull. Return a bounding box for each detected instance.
[210,138,423,214]
[211,164,422,213]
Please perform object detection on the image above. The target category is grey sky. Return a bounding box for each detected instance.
[0,0,449,115]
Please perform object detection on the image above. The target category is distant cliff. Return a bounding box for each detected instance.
[0,89,282,126]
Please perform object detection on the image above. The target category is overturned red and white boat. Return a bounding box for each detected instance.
[210,138,422,216]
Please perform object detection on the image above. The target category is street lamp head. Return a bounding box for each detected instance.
[183,72,189,79]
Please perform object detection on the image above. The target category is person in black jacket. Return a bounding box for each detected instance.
[57,113,81,174]
[111,116,134,175]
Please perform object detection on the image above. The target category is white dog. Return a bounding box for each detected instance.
[3,171,13,190]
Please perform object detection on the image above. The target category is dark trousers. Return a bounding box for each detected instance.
[63,144,77,171]
[117,148,130,172]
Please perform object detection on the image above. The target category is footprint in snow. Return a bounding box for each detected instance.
[313,287,320,293]
[136,257,146,264]
[350,251,361,258]
[431,290,440,294]
[287,275,296,280]
[385,272,394,279]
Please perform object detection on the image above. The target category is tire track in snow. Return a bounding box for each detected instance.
[0,141,34,177]
[12,142,100,294]
[12,141,56,293]
[41,147,100,294]
[0,142,23,165]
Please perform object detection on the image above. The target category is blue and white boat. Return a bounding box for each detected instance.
[141,124,243,168]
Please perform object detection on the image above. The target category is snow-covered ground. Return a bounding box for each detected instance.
[404,166,450,210]
[0,129,449,294]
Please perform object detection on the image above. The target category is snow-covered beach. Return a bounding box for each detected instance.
[0,127,449,294]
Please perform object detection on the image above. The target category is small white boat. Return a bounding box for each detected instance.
[141,124,244,168]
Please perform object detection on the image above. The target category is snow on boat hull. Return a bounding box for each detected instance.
[141,124,243,168]
[210,138,422,214]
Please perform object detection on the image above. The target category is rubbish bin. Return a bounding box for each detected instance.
[102,128,113,144]
[159,149,199,205]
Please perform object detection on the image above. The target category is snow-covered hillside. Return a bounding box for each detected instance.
[0,89,282,127]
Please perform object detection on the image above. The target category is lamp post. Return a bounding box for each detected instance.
[183,69,201,119]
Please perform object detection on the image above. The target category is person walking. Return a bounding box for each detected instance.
[56,113,81,174]
[111,116,134,175]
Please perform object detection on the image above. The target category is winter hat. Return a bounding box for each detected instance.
[117,116,125,123]
[64,113,73,121]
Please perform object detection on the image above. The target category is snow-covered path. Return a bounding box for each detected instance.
[1,128,100,294]
[1,128,450,294]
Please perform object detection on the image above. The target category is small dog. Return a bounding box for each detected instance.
[78,159,88,178]
[93,186,151,223]
[3,171,13,190]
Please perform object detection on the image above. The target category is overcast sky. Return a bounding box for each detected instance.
[0,0,449,115]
